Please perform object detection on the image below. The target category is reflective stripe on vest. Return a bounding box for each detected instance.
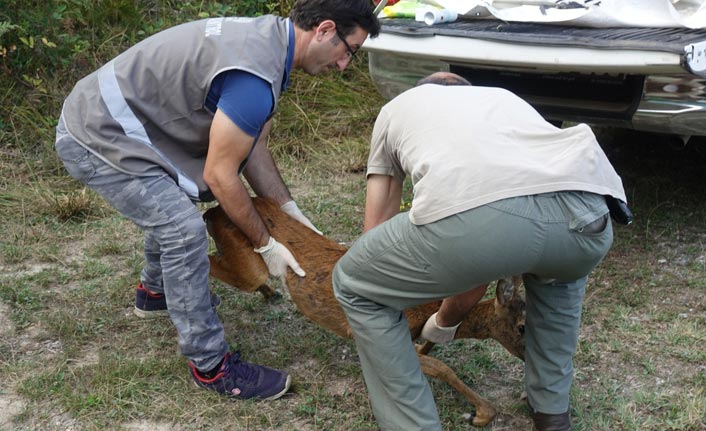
[97,60,200,199]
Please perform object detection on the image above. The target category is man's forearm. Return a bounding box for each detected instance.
[363,174,403,232]
[210,178,270,249]
[436,285,489,327]
[204,112,277,248]
[242,121,292,205]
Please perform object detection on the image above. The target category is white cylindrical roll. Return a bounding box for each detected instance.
[424,8,458,25]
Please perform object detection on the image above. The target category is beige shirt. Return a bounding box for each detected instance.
[367,84,627,225]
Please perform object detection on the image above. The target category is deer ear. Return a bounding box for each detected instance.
[511,275,524,299]
[495,277,514,306]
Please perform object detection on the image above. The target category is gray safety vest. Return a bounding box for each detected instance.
[61,16,290,201]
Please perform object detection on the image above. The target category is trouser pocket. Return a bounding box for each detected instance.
[55,137,96,185]
[571,213,609,234]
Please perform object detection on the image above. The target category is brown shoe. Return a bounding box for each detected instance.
[532,410,571,431]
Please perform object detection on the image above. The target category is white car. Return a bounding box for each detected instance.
[364,16,706,139]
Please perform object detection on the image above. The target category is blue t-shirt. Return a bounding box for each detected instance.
[205,19,295,137]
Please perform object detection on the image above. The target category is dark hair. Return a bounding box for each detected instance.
[290,0,380,38]
[415,72,472,87]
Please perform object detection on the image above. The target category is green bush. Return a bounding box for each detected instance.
[0,0,382,215]
[0,0,305,177]
[1,1,294,84]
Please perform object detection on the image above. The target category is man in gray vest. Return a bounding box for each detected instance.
[55,0,379,400]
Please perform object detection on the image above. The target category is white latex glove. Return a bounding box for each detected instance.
[254,236,306,278]
[281,200,323,235]
[420,312,461,344]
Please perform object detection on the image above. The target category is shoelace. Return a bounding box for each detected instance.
[226,352,259,383]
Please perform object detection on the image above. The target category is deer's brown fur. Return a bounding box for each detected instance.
[205,197,525,426]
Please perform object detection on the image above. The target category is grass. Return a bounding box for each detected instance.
[2,2,706,430]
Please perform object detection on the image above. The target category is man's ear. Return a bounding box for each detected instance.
[315,19,337,40]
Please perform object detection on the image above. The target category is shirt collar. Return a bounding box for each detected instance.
[281,19,295,92]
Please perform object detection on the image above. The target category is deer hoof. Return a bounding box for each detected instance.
[415,340,435,355]
[472,404,497,427]
[257,285,280,301]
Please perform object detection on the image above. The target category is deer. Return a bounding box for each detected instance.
[203,197,526,427]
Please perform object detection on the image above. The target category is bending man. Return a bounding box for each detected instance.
[333,72,626,431]
[55,0,379,400]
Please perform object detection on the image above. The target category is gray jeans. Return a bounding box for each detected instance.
[55,116,227,371]
[333,191,613,431]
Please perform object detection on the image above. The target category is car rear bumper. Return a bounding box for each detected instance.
[365,45,706,137]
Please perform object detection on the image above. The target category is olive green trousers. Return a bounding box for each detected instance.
[333,191,613,431]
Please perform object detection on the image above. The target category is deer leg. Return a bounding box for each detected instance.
[256,284,279,300]
[416,340,436,355]
[417,353,497,427]
[207,254,270,295]
[207,255,244,291]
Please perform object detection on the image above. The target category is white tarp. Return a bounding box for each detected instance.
[424,0,706,29]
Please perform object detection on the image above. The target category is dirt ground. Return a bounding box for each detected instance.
[1,129,705,430]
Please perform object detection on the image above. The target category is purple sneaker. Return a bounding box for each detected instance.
[133,283,221,318]
[189,351,291,400]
